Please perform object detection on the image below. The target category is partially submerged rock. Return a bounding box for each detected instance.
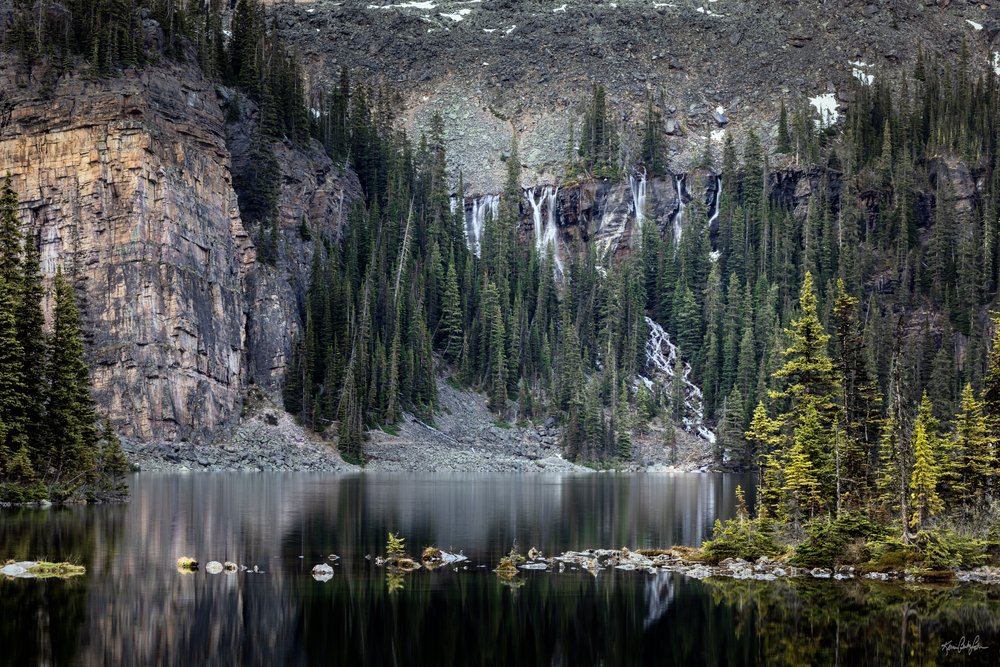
[176,557,199,571]
[2,560,85,579]
[519,562,548,570]
[312,563,334,582]
[205,561,224,574]
[392,558,420,572]
[495,548,525,579]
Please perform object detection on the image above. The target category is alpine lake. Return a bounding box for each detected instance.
[2,472,998,665]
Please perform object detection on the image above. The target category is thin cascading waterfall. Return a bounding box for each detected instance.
[639,316,715,444]
[527,186,563,274]
[465,194,500,258]
[527,187,543,245]
[630,168,648,233]
[671,173,687,245]
[707,174,722,228]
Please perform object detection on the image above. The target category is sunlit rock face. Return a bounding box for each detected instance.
[0,57,361,442]
[0,60,251,441]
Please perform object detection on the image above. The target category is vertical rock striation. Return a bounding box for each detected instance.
[0,58,360,443]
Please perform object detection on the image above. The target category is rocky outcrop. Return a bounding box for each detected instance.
[225,94,363,392]
[274,0,998,191]
[0,59,251,441]
[506,170,723,263]
[556,175,684,257]
[0,56,360,443]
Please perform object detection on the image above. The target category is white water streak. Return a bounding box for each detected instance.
[641,317,715,443]
[527,186,563,274]
[630,169,648,234]
[671,174,686,244]
[465,194,499,257]
[707,174,722,229]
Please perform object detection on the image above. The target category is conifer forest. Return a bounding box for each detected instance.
[2,1,1000,665]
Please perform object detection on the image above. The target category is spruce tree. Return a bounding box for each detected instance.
[438,258,464,363]
[18,227,47,452]
[773,272,840,418]
[953,383,993,506]
[0,174,22,287]
[784,401,823,525]
[909,393,943,529]
[0,273,26,462]
[44,269,99,499]
[777,100,791,154]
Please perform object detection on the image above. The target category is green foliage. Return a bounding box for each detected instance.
[0,181,121,504]
[789,512,884,568]
[700,486,784,564]
[868,529,987,572]
[909,393,944,528]
[386,532,407,560]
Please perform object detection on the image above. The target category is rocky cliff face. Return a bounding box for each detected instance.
[274,0,1000,192]
[0,56,360,443]
[225,94,363,393]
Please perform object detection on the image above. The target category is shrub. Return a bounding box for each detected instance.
[790,512,884,568]
[386,532,407,560]
[700,486,783,564]
[866,529,986,572]
[700,517,783,564]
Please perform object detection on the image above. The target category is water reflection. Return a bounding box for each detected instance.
[0,473,997,665]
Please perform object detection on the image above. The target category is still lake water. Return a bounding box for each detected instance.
[1,472,999,666]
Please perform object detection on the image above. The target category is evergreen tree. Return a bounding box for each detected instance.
[438,258,464,363]
[953,383,994,506]
[43,269,99,500]
[0,273,26,462]
[908,393,943,529]
[784,401,823,525]
[772,272,840,418]
[777,100,792,154]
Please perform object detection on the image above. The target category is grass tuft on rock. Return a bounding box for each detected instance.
[26,562,86,579]
[176,556,199,571]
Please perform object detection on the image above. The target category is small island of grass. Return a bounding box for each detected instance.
[2,560,86,579]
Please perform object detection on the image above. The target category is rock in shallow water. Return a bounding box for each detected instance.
[205,561,224,574]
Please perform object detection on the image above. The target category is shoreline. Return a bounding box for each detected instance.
[123,378,717,474]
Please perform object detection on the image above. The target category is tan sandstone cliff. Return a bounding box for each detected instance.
[0,56,360,443]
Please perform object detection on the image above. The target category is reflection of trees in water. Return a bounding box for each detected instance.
[0,504,124,667]
[0,473,774,666]
[703,577,1000,666]
[285,473,754,563]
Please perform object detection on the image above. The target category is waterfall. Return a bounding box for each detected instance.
[465,194,499,258]
[671,174,687,244]
[639,316,716,444]
[707,174,722,229]
[629,169,648,233]
[527,186,562,274]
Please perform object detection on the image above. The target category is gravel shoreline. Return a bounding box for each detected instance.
[125,379,714,474]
